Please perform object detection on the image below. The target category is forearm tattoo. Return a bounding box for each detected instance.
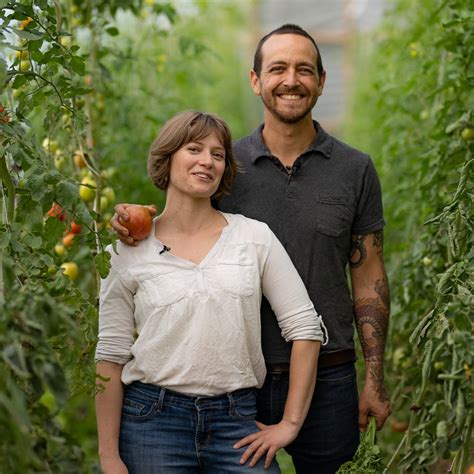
[354,293,389,359]
[355,293,390,403]
[349,234,368,268]
[350,229,384,268]
[352,230,390,402]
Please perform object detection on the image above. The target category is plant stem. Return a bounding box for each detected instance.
[383,432,407,473]
[0,150,15,224]
[0,187,4,305]
[452,414,473,474]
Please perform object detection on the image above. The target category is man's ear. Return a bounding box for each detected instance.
[317,70,327,96]
[250,70,261,96]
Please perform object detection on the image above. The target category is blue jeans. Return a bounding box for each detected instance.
[119,381,280,473]
[257,362,360,474]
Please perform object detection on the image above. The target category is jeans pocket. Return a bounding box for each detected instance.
[122,395,158,420]
[231,393,257,420]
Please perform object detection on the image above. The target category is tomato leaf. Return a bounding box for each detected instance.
[95,251,111,279]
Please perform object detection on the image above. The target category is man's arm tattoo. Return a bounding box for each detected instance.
[355,290,389,359]
[354,278,390,402]
[373,229,384,250]
[350,234,368,268]
[351,229,384,268]
[368,359,390,403]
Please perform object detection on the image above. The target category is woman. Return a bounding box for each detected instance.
[95,111,327,474]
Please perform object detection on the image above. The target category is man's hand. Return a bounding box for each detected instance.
[358,372,391,431]
[233,420,299,470]
[111,203,157,246]
[99,453,129,474]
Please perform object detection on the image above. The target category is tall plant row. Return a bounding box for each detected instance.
[0,1,255,470]
[344,0,473,471]
[0,1,180,471]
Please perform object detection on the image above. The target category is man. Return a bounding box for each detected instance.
[113,24,391,473]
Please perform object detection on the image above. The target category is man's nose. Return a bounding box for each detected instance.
[283,68,298,86]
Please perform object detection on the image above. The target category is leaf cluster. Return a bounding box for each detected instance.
[344,0,473,471]
[337,418,385,473]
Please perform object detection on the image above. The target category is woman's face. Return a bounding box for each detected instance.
[167,132,226,199]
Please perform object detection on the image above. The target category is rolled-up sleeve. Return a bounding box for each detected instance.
[261,229,328,345]
[95,265,136,364]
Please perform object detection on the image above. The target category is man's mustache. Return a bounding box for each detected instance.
[274,86,306,95]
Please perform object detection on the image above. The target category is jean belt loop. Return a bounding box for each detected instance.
[226,391,234,415]
[157,386,166,411]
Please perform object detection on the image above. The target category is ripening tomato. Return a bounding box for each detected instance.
[61,262,79,280]
[47,202,65,221]
[120,205,153,241]
[70,222,81,234]
[63,232,75,248]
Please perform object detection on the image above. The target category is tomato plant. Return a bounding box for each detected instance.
[0,1,175,470]
[344,0,473,471]
[1,1,255,470]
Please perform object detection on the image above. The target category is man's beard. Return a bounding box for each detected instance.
[261,90,317,124]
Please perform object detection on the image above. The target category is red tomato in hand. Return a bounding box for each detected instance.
[120,205,153,241]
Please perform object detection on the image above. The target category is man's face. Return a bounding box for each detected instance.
[251,34,325,124]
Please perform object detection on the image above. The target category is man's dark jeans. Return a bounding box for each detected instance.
[257,362,360,474]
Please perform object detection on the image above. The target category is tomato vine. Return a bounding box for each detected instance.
[345,0,473,471]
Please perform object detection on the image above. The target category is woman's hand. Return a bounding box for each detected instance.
[99,453,129,474]
[111,204,157,246]
[233,420,299,470]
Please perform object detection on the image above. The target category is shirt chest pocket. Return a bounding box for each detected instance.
[314,194,355,237]
[141,270,196,307]
[205,248,257,298]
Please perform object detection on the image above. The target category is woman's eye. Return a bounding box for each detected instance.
[213,152,225,160]
[187,146,199,153]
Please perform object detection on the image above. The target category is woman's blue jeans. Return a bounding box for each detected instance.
[119,381,280,473]
[257,362,360,474]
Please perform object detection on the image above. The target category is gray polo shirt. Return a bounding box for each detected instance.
[218,121,385,364]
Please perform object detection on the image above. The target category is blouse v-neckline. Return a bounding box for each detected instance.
[149,212,233,268]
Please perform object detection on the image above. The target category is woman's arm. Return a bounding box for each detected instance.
[234,225,326,468]
[234,340,320,469]
[96,361,128,474]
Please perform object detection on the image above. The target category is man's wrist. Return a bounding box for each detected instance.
[364,356,386,381]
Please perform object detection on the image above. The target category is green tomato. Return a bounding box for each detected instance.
[102,186,115,204]
[461,127,474,141]
[79,176,96,202]
[100,196,109,212]
[422,256,433,267]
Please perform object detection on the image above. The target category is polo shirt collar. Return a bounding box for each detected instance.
[249,120,333,164]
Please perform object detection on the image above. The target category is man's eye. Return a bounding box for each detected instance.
[299,68,314,75]
[269,66,285,73]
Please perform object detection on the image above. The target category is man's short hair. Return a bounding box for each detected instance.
[147,111,238,199]
[253,24,324,77]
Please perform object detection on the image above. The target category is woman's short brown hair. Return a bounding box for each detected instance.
[147,111,238,199]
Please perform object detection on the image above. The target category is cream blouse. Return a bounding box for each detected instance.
[96,213,327,396]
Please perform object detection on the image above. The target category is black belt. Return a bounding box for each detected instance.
[266,349,356,373]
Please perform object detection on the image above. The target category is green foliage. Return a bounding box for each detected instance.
[91,0,257,206]
[344,0,473,471]
[1,0,255,471]
[337,418,385,473]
